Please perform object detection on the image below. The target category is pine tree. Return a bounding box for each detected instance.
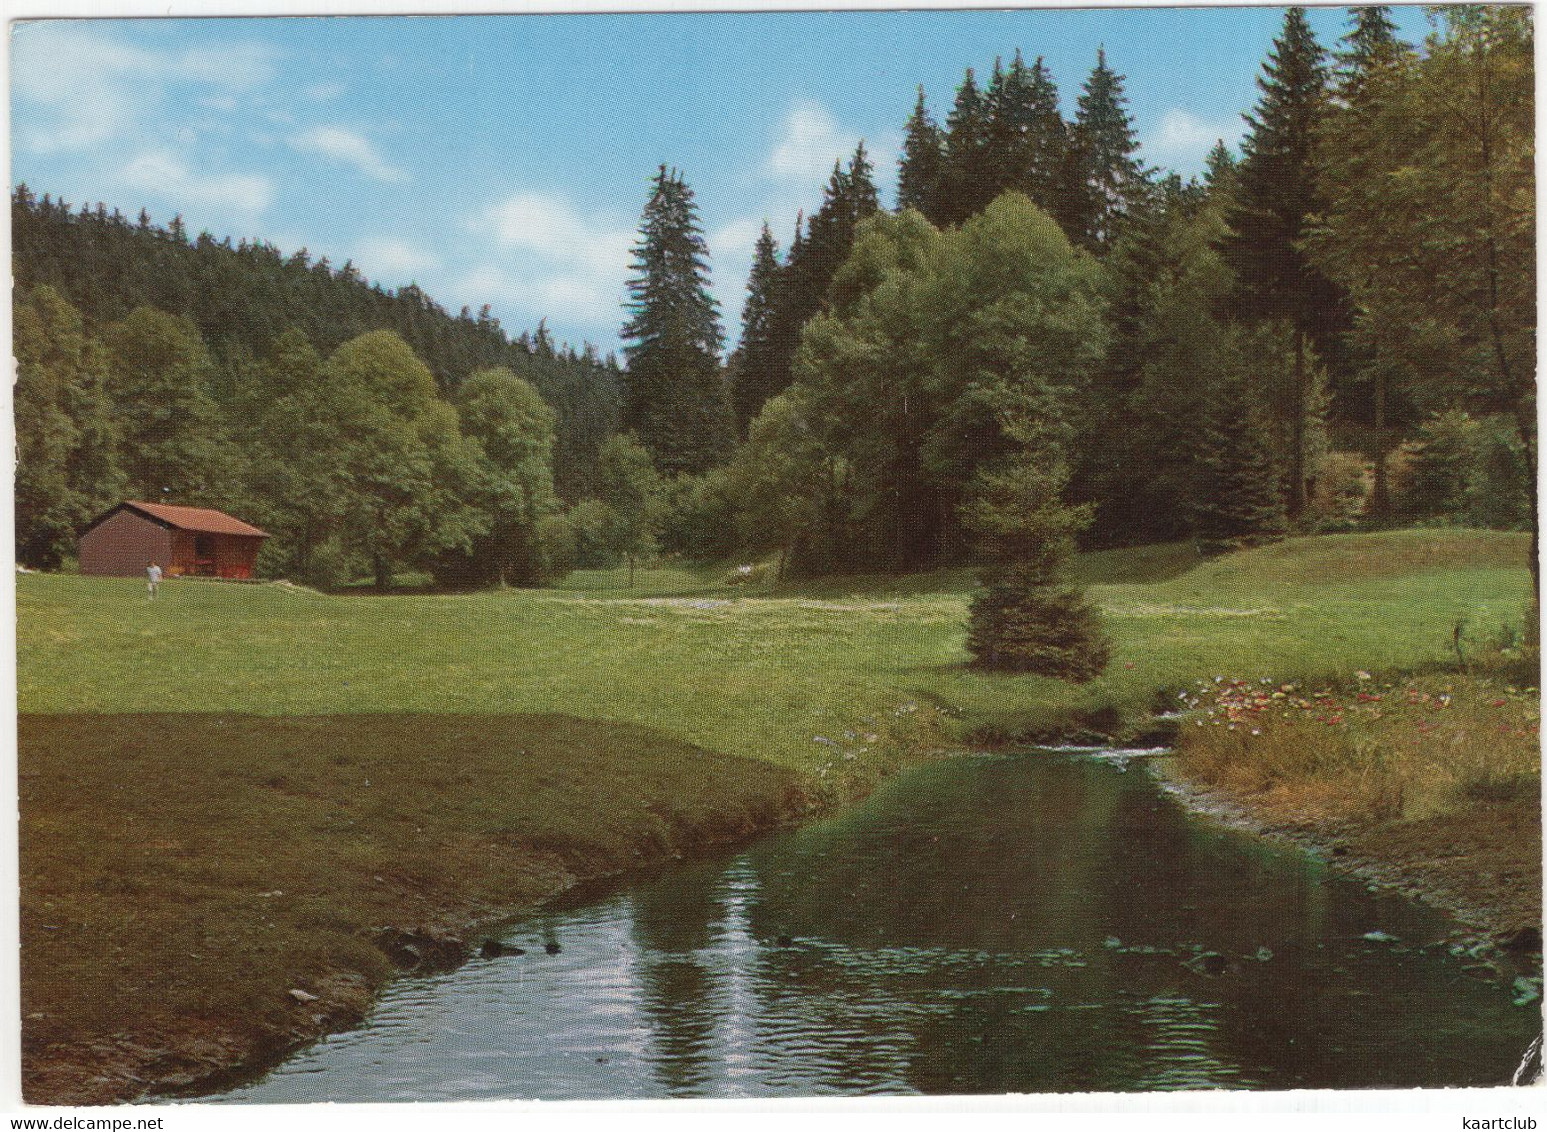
[620,166,733,476]
[848,140,880,217]
[1315,5,1412,520]
[937,68,992,226]
[1224,7,1344,520]
[1063,47,1149,250]
[1203,140,1237,194]
[962,456,1110,680]
[897,86,945,221]
[762,144,881,414]
[986,50,1067,216]
[731,223,783,435]
[794,143,880,320]
[1192,374,1288,553]
[1334,4,1404,103]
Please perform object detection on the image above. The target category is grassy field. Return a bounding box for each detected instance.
[15,527,1537,1101]
[20,529,1534,765]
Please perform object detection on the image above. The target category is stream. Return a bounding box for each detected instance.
[212,750,1537,1100]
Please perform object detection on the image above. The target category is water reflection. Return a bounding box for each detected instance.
[215,753,1535,1102]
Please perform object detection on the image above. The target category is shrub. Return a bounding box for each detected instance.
[658,468,737,560]
[1305,451,1370,532]
[566,499,624,569]
[1395,411,1532,530]
[534,513,576,583]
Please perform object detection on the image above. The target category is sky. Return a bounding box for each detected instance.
[9,5,1439,356]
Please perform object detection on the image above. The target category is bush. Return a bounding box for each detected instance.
[534,513,576,583]
[566,499,624,569]
[1305,451,1370,532]
[658,468,737,560]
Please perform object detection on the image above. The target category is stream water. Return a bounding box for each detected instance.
[213,751,1537,1100]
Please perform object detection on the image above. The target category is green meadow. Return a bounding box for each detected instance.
[15,527,1537,1102]
[20,528,1533,771]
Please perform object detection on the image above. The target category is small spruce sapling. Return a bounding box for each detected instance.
[961,455,1111,681]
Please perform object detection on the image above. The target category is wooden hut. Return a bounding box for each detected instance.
[79,501,269,580]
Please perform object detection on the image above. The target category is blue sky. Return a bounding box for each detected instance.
[10,6,1436,355]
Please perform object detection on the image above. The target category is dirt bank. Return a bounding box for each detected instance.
[1151,758,1542,951]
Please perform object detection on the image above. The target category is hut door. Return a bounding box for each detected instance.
[194,534,215,576]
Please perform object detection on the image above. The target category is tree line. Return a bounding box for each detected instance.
[623,7,1532,575]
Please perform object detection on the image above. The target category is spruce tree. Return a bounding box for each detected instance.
[962,456,1110,681]
[1203,139,1238,195]
[937,68,992,226]
[620,165,733,476]
[731,223,783,435]
[986,50,1067,216]
[1335,4,1404,103]
[1064,47,1149,250]
[1318,5,1412,520]
[763,144,881,410]
[1224,8,1343,519]
[1192,374,1288,553]
[897,86,945,222]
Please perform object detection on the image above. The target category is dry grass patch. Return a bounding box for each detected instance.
[1175,673,1540,824]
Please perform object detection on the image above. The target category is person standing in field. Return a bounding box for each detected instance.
[146,561,162,600]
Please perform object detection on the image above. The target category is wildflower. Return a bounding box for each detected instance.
[1356,671,1372,682]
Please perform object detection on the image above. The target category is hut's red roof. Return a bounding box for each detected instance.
[124,501,269,538]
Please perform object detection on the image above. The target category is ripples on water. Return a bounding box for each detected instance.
[215,752,1537,1102]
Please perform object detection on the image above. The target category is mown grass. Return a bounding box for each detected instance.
[19,529,1534,766]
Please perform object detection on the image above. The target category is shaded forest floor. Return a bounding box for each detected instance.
[15,527,1539,1103]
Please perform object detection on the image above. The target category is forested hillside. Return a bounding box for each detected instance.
[722,6,1533,579]
[12,191,624,502]
[13,6,1535,599]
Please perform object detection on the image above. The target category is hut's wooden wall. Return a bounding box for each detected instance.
[78,511,173,577]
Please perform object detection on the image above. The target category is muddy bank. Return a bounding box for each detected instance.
[1150,757,1542,954]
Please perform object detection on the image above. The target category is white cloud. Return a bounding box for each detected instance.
[766,100,858,189]
[11,22,276,154]
[711,218,766,263]
[455,191,639,325]
[287,126,409,183]
[1145,109,1235,175]
[121,150,274,214]
[759,100,899,217]
[354,237,441,279]
[305,81,347,102]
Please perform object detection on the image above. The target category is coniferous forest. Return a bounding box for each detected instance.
[13,7,1535,670]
